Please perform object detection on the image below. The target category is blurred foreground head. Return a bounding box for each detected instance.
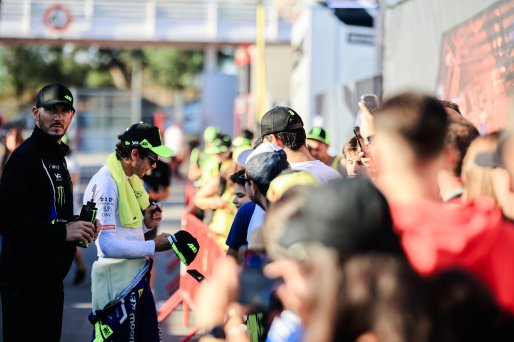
[462,132,501,204]
[280,178,402,255]
[270,178,514,342]
[270,179,425,342]
[374,92,448,160]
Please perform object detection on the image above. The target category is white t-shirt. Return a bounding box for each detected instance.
[291,160,342,184]
[246,204,266,247]
[83,165,155,259]
[164,124,184,159]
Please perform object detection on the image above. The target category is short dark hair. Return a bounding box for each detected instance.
[375,93,448,159]
[441,100,462,115]
[264,128,306,151]
[343,134,363,159]
[115,134,145,160]
[230,170,247,186]
[446,116,480,177]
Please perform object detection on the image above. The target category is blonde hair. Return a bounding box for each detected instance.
[461,132,500,203]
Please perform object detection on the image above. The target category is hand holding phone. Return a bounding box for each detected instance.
[238,249,282,312]
[360,94,380,113]
[353,127,364,152]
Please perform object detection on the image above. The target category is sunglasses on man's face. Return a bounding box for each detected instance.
[143,153,158,165]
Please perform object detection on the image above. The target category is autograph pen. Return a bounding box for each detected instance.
[151,201,162,212]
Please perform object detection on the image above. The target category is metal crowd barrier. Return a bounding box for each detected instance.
[157,212,224,337]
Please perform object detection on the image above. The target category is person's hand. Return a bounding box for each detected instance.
[154,232,171,252]
[196,257,240,330]
[93,219,102,240]
[492,168,514,219]
[359,151,376,178]
[359,101,375,141]
[143,203,162,229]
[65,221,96,245]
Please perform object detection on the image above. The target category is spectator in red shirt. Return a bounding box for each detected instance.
[366,92,514,314]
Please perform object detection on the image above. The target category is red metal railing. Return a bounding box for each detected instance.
[158,212,224,329]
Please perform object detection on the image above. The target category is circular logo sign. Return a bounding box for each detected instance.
[43,4,72,32]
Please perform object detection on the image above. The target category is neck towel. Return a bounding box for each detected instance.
[106,152,150,228]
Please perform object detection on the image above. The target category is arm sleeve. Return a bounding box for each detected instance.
[90,173,155,258]
[226,202,255,250]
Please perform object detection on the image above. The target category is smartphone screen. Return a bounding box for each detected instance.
[187,269,206,283]
[238,249,281,312]
[360,94,380,113]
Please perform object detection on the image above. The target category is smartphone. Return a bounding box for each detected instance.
[353,127,364,151]
[238,249,281,312]
[187,269,206,283]
[360,94,380,113]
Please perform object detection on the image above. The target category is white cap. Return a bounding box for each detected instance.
[236,142,283,167]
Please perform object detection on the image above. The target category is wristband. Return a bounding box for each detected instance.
[226,324,247,338]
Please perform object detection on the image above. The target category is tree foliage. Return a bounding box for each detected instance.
[143,48,204,89]
[0,45,204,112]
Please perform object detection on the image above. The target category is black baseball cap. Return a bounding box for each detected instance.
[474,130,511,168]
[168,230,200,266]
[260,106,304,137]
[280,178,403,255]
[119,122,173,158]
[36,83,75,112]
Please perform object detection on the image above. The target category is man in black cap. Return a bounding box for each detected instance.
[259,106,341,184]
[0,83,98,341]
[84,122,198,341]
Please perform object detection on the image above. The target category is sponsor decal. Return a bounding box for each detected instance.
[129,312,136,341]
[49,164,60,170]
[138,288,144,298]
[99,197,114,202]
[56,186,65,206]
[188,243,198,253]
[54,173,62,181]
[130,292,137,311]
[99,224,115,231]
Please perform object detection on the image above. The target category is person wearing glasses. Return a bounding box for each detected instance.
[83,122,174,341]
[0,83,99,341]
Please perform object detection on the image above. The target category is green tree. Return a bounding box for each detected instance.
[143,48,203,90]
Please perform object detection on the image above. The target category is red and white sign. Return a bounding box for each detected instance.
[43,4,72,32]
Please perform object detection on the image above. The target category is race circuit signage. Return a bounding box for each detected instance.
[43,4,73,32]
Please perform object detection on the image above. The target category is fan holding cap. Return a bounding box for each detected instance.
[83,121,193,341]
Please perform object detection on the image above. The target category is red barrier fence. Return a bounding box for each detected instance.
[158,212,224,329]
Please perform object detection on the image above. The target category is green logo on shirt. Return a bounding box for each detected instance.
[57,186,65,206]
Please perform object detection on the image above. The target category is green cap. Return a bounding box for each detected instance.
[307,127,330,145]
[203,126,220,143]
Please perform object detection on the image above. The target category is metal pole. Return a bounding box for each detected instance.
[256,0,267,122]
